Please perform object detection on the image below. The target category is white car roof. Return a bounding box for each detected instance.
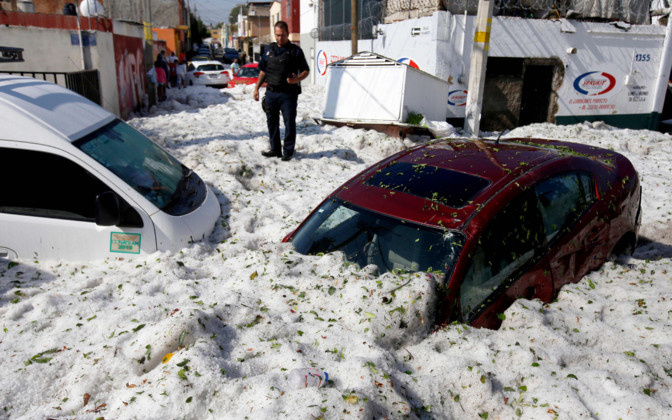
[0,74,115,145]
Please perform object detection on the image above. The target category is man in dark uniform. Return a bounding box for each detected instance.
[254,21,310,161]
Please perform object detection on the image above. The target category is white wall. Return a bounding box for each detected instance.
[311,14,442,84]
[238,14,246,37]
[487,18,665,118]
[299,0,317,83]
[95,31,120,116]
[0,25,120,116]
[307,11,668,119]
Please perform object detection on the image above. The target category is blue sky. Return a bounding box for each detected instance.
[190,0,242,26]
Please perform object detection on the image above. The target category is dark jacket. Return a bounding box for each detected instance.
[259,42,309,94]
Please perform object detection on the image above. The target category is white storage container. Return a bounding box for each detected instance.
[322,52,450,124]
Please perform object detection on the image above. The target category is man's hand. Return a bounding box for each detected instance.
[287,70,309,85]
[287,73,299,85]
[254,70,266,101]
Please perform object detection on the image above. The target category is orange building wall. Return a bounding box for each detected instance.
[154,27,182,56]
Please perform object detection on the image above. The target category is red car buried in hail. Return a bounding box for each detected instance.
[285,138,641,329]
[228,63,266,88]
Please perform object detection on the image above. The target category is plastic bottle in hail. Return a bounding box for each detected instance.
[288,368,329,389]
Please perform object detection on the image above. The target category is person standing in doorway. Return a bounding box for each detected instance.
[254,21,309,161]
[176,59,187,88]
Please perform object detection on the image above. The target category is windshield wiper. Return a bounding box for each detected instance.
[164,166,193,209]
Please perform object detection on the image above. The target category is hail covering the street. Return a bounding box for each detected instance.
[1,84,671,419]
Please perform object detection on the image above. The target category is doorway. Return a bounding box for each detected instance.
[481,57,563,131]
[519,64,555,126]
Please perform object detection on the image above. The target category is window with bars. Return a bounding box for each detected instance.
[319,0,384,41]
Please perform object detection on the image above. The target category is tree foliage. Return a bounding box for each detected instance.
[190,14,209,45]
[229,4,249,24]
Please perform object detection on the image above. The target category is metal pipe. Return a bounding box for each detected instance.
[351,0,358,55]
[75,3,86,70]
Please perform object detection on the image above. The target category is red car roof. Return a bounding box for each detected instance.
[333,137,617,231]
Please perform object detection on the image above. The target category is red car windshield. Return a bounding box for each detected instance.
[236,67,260,78]
[291,198,465,277]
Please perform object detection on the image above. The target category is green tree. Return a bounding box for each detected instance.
[190,14,209,45]
[229,4,248,24]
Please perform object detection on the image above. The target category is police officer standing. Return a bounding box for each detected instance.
[254,21,310,161]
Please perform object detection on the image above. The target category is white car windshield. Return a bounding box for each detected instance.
[74,119,205,214]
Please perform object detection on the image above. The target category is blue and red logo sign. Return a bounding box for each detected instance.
[447,90,468,106]
[398,57,420,69]
[573,71,616,96]
[316,50,328,76]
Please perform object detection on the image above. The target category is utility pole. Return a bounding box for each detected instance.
[351,0,358,55]
[144,0,156,106]
[463,0,494,137]
[75,2,86,70]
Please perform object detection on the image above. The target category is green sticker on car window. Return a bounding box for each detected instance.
[110,232,141,254]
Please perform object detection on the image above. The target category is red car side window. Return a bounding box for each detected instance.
[460,190,544,319]
[535,172,594,243]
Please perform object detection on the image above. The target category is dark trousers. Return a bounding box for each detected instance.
[263,90,298,155]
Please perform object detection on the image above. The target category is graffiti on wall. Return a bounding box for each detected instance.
[114,34,146,119]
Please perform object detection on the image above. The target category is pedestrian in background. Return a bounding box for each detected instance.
[176,59,187,89]
[167,52,178,87]
[231,58,240,76]
[157,51,169,88]
[253,21,309,161]
[146,63,157,103]
[155,60,166,101]
[157,50,168,73]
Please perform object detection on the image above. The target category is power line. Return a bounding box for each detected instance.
[191,0,238,24]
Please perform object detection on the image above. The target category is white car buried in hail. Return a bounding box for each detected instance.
[186,60,231,87]
[0,75,221,262]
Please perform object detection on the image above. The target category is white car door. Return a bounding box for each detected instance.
[0,145,157,261]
